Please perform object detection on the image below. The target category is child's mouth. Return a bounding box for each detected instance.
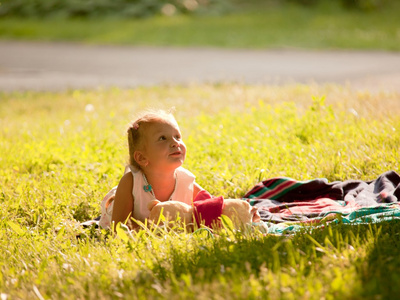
[170,151,182,156]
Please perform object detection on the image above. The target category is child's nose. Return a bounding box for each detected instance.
[171,138,180,147]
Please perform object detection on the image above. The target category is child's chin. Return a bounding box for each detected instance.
[165,159,184,169]
[174,160,184,167]
[169,155,185,163]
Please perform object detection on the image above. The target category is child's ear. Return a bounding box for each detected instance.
[134,151,148,168]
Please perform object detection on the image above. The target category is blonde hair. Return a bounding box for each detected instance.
[127,109,177,170]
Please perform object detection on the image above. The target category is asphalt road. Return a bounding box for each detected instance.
[1,41,399,92]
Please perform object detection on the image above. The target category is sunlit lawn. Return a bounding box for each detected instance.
[1,84,400,299]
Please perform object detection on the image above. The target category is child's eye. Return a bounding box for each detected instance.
[158,136,166,141]
[175,135,181,140]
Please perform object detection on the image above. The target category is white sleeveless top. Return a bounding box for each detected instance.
[99,166,195,229]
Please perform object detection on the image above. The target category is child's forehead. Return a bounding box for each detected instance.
[146,119,180,132]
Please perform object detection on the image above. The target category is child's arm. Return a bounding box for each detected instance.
[111,172,135,230]
[193,182,204,200]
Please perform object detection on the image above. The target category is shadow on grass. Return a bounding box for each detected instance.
[153,220,400,298]
[357,221,400,298]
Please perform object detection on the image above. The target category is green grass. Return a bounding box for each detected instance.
[1,1,400,50]
[1,84,400,299]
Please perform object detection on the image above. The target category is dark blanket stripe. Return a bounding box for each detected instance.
[244,171,400,223]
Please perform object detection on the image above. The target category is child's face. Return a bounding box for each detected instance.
[142,120,186,171]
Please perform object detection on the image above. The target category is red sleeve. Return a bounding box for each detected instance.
[193,191,224,227]
[194,189,213,201]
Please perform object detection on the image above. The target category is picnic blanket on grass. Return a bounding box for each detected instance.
[83,171,400,233]
[244,171,400,234]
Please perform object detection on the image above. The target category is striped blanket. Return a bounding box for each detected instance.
[244,171,400,234]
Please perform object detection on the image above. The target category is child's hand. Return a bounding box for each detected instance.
[251,206,261,223]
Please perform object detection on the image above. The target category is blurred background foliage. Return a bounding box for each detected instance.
[287,0,385,11]
[0,0,232,18]
[0,0,391,19]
